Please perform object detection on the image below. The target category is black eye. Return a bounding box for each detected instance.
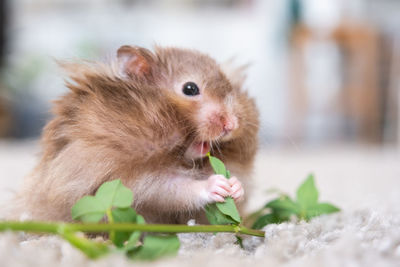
[182,82,200,96]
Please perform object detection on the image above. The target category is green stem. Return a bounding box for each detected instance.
[105,208,115,242]
[0,221,265,237]
[57,226,109,259]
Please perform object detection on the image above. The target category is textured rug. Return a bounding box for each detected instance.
[0,210,399,267]
[1,141,399,266]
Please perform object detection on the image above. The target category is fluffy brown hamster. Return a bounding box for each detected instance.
[11,45,259,224]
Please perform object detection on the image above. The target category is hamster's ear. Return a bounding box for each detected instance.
[220,58,249,90]
[117,45,155,78]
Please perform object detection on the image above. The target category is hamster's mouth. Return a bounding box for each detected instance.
[184,141,210,159]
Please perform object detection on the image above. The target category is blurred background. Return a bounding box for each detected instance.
[0,0,399,146]
[0,0,399,210]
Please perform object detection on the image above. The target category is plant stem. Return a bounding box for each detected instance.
[105,208,115,242]
[0,221,265,237]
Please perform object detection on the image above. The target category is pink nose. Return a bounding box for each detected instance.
[222,116,238,133]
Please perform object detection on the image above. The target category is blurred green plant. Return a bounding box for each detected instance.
[1,55,47,93]
[1,40,101,95]
[250,174,340,229]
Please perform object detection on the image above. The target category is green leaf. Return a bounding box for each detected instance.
[305,202,340,220]
[296,174,318,209]
[96,180,134,209]
[112,207,137,223]
[71,179,134,223]
[204,204,219,224]
[251,174,341,228]
[124,215,145,251]
[204,204,237,225]
[207,153,228,177]
[71,196,105,222]
[124,232,142,251]
[252,213,280,229]
[265,196,300,214]
[251,196,300,229]
[128,235,180,261]
[111,207,138,247]
[215,197,241,223]
[205,153,242,225]
[136,214,146,224]
[78,213,106,223]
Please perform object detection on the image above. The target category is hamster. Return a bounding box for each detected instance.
[11,45,259,224]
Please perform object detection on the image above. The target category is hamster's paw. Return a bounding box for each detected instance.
[203,174,231,203]
[228,176,244,202]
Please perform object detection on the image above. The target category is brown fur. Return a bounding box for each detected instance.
[11,46,259,224]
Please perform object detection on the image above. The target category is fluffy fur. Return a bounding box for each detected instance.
[11,46,259,224]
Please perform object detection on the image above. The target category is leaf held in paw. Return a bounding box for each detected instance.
[205,153,242,224]
[205,204,237,225]
[215,197,241,223]
[208,153,228,177]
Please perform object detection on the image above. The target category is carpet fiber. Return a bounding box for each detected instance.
[1,141,399,266]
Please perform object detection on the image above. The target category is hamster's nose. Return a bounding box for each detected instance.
[222,115,238,133]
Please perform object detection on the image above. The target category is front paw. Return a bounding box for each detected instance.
[228,176,244,202]
[203,174,231,203]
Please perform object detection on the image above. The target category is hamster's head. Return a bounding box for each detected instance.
[118,45,258,160]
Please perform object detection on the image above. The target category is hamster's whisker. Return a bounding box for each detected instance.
[212,138,222,156]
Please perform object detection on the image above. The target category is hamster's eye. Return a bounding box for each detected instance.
[182,82,200,96]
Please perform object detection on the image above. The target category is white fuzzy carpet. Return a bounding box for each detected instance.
[1,140,400,267]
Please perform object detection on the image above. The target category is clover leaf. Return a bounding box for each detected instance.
[111,207,139,247]
[96,179,134,209]
[70,179,181,261]
[71,179,133,222]
[70,196,106,223]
